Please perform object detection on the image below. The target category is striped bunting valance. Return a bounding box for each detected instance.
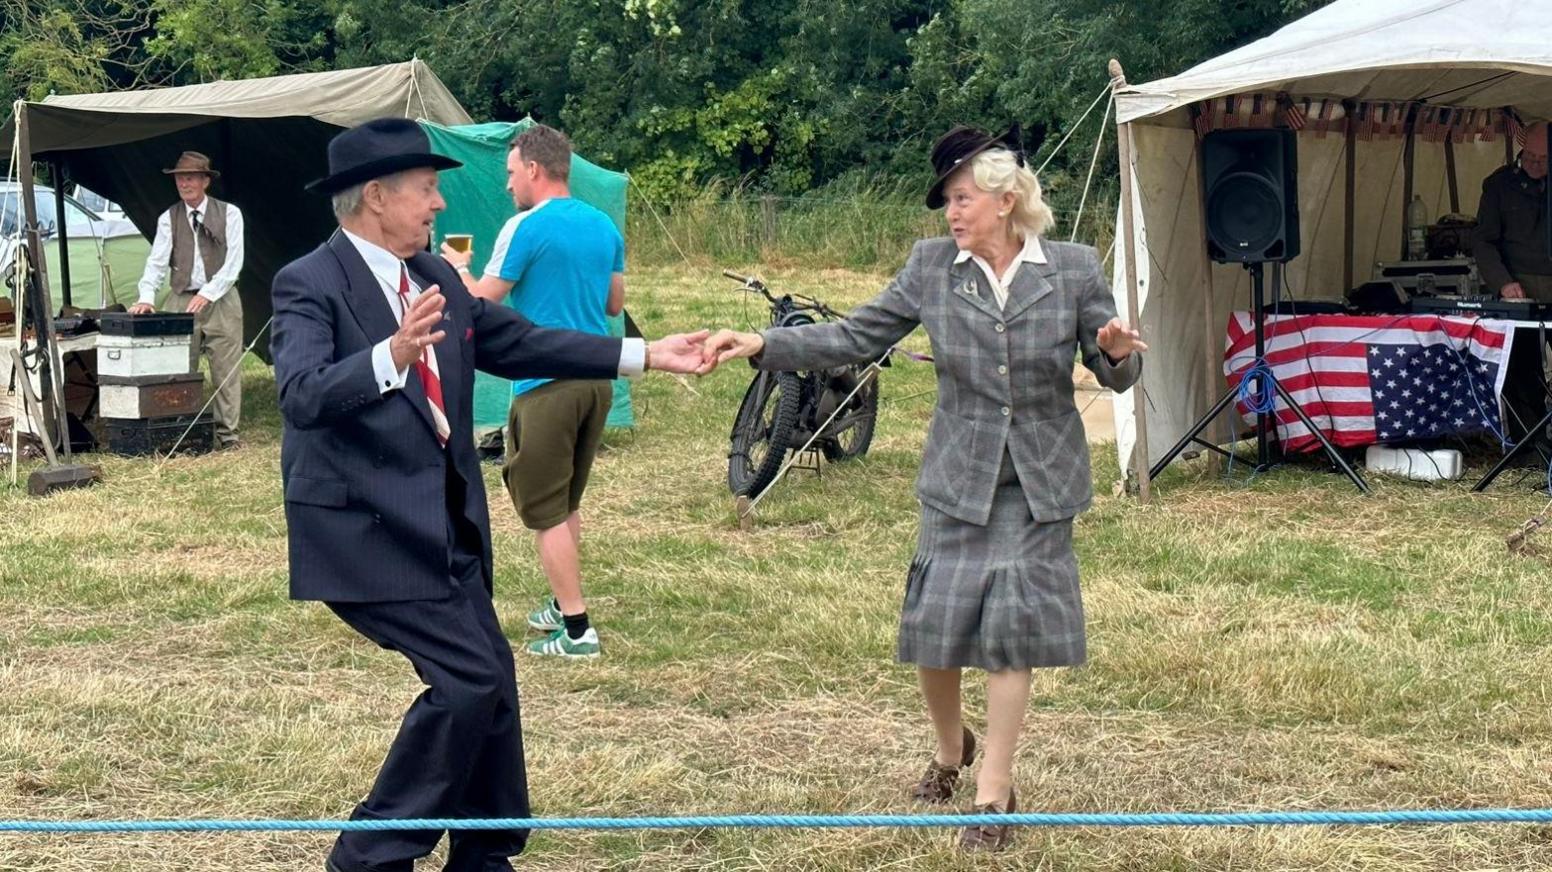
[1189,95,1528,146]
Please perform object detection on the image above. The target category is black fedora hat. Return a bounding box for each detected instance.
[925,123,1027,209]
[306,117,462,195]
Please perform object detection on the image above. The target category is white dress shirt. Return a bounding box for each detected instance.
[136,197,245,305]
[953,234,1048,310]
[344,230,646,397]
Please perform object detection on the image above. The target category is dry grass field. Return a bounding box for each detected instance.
[6,264,1552,870]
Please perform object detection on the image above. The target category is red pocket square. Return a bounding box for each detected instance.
[465,327,474,341]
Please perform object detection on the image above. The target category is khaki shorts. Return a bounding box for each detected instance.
[502,380,613,530]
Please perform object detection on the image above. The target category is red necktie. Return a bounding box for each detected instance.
[397,264,450,446]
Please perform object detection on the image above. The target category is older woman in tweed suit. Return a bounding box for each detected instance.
[703,125,1145,851]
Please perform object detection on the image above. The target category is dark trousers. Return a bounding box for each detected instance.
[326,566,529,872]
[1502,326,1551,445]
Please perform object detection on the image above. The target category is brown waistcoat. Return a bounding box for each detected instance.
[169,197,229,293]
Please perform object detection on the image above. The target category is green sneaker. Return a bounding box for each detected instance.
[527,599,563,632]
[526,628,601,659]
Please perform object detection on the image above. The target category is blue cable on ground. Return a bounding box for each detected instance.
[7,809,1552,833]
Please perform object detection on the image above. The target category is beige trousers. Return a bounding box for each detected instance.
[179,290,243,444]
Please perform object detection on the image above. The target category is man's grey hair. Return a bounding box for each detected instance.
[331,183,365,221]
[331,172,409,221]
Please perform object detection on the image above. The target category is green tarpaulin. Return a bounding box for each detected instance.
[421,119,633,432]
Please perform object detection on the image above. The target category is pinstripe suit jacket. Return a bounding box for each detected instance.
[271,232,622,603]
[758,236,1141,525]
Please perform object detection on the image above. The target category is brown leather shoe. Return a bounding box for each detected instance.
[909,725,976,804]
[958,786,1017,852]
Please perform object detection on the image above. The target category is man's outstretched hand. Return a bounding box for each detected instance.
[647,330,711,374]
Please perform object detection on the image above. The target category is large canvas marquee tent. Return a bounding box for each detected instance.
[1109,0,1552,492]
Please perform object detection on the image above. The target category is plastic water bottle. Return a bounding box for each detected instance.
[1407,196,1428,260]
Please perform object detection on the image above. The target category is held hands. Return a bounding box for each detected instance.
[696,330,764,375]
[1096,317,1147,359]
[1503,282,1527,300]
[390,284,447,370]
[646,330,711,374]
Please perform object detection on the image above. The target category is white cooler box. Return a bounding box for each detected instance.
[97,334,193,379]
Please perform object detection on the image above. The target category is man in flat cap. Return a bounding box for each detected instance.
[270,117,706,872]
[130,150,246,448]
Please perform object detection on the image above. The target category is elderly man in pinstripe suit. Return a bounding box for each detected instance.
[703,125,1144,852]
[271,118,706,872]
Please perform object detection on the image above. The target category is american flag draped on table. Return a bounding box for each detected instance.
[1223,312,1514,452]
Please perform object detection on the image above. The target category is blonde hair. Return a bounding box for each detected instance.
[968,148,1054,238]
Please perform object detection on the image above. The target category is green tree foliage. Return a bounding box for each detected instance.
[0,0,1333,200]
[0,0,157,101]
[144,0,331,81]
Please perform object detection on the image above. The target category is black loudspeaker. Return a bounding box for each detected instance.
[1202,128,1301,263]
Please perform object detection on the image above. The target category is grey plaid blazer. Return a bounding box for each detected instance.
[758,237,1141,525]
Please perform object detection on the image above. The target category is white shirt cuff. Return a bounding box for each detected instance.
[372,338,410,394]
[618,337,646,378]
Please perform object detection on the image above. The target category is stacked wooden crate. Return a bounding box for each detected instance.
[97,313,214,456]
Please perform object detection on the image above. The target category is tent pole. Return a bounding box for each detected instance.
[15,104,49,302]
[1109,59,1151,503]
[1343,101,1356,291]
[1191,107,1221,475]
[1504,108,1514,165]
[52,160,70,309]
[14,102,68,455]
[1401,103,1418,260]
[1444,135,1460,213]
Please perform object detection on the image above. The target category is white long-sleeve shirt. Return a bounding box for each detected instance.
[135,197,245,306]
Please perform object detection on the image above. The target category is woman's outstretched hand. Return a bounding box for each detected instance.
[698,330,765,375]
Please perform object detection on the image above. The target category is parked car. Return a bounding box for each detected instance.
[70,185,136,235]
[1,181,150,314]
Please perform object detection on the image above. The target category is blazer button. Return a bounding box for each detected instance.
[997,364,1008,375]
[995,323,1006,333]
[1001,406,1010,416]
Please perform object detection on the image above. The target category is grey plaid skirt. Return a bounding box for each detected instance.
[898,451,1085,671]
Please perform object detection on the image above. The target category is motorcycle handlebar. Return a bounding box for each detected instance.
[722,269,753,283]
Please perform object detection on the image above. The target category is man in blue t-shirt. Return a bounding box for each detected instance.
[442,124,624,659]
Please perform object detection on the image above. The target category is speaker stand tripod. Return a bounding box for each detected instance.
[1148,262,1370,493]
[1473,413,1552,491]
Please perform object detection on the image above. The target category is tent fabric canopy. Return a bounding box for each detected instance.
[1117,0,1552,126]
[2,60,472,360]
[1108,0,1552,475]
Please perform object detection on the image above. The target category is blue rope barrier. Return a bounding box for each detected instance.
[7,808,1552,833]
